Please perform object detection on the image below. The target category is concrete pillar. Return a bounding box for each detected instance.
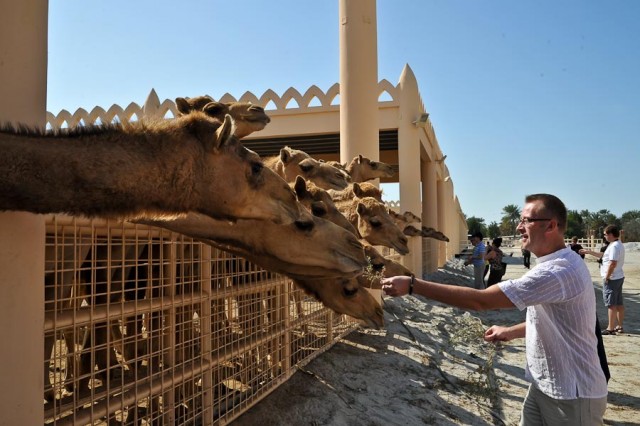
[396,65,422,274]
[339,0,379,163]
[0,1,48,423]
[443,179,455,260]
[421,159,438,273]
[436,179,447,267]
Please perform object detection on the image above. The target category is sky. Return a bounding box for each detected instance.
[47,0,640,225]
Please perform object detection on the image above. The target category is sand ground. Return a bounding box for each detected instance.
[234,245,640,425]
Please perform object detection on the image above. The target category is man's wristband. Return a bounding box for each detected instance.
[409,274,415,295]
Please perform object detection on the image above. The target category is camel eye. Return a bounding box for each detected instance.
[369,217,382,228]
[299,163,314,173]
[251,162,263,175]
[311,202,327,217]
[249,105,264,113]
[343,286,358,297]
[370,162,378,169]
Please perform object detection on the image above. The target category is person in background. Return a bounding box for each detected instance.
[522,248,531,269]
[464,231,486,289]
[383,194,607,424]
[485,237,505,286]
[569,236,585,259]
[581,225,626,335]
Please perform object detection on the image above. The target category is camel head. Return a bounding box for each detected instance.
[292,176,357,234]
[363,245,414,281]
[293,277,384,329]
[346,154,396,182]
[421,226,449,242]
[139,207,367,280]
[402,224,423,237]
[276,147,350,190]
[187,113,299,224]
[176,96,270,138]
[353,197,409,255]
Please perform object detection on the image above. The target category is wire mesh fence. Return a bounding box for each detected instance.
[43,215,357,425]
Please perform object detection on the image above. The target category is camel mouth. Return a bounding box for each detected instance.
[327,178,349,191]
[393,242,410,255]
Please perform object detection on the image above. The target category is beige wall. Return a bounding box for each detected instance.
[0,1,48,424]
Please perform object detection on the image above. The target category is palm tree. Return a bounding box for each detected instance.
[501,204,521,236]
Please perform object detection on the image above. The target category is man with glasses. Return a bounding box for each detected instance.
[382,194,607,425]
[581,225,626,335]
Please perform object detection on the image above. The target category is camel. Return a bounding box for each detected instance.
[175,95,270,139]
[345,154,395,183]
[292,176,356,234]
[264,146,350,191]
[335,196,409,255]
[138,212,386,327]
[0,113,300,223]
[292,277,383,329]
[137,208,366,281]
[387,210,450,242]
[328,182,384,203]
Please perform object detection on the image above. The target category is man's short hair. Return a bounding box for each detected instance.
[604,225,620,238]
[524,193,567,231]
[470,231,483,240]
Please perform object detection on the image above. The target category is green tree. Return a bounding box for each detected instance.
[501,204,521,236]
[565,210,584,238]
[621,210,640,242]
[466,216,487,237]
[487,221,501,238]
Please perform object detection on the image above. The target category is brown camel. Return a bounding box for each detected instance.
[328,182,384,203]
[335,196,409,255]
[292,176,356,234]
[388,210,449,241]
[292,277,383,329]
[175,95,271,138]
[264,147,350,191]
[0,113,299,223]
[345,154,395,183]
[137,208,366,281]
[138,211,384,326]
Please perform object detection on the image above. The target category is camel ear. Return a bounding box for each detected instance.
[293,176,308,197]
[280,147,292,164]
[352,182,364,198]
[203,101,228,117]
[357,154,363,164]
[175,97,190,115]
[212,114,236,151]
[357,202,367,216]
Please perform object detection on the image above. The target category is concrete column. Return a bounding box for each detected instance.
[443,179,455,260]
[0,1,48,424]
[339,0,379,163]
[421,159,438,273]
[436,179,447,267]
[396,65,422,274]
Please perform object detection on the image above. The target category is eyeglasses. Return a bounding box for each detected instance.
[518,217,552,226]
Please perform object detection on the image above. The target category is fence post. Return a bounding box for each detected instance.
[0,1,47,424]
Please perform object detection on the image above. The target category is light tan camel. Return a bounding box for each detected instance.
[175,95,270,138]
[328,182,384,203]
[387,210,449,241]
[137,207,366,281]
[335,196,409,255]
[292,176,356,234]
[292,277,383,329]
[264,146,350,191]
[0,113,299,223]
[345,154,395,183]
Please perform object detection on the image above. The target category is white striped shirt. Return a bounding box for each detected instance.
[499,247,608,399]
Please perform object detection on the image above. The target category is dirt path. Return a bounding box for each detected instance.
[234,247,640,425]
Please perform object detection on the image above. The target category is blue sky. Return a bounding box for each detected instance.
[47,1,640,225]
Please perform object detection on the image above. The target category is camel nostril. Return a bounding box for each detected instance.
[294,218,315,231]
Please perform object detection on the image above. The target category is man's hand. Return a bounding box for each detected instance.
[484,325,520,342]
